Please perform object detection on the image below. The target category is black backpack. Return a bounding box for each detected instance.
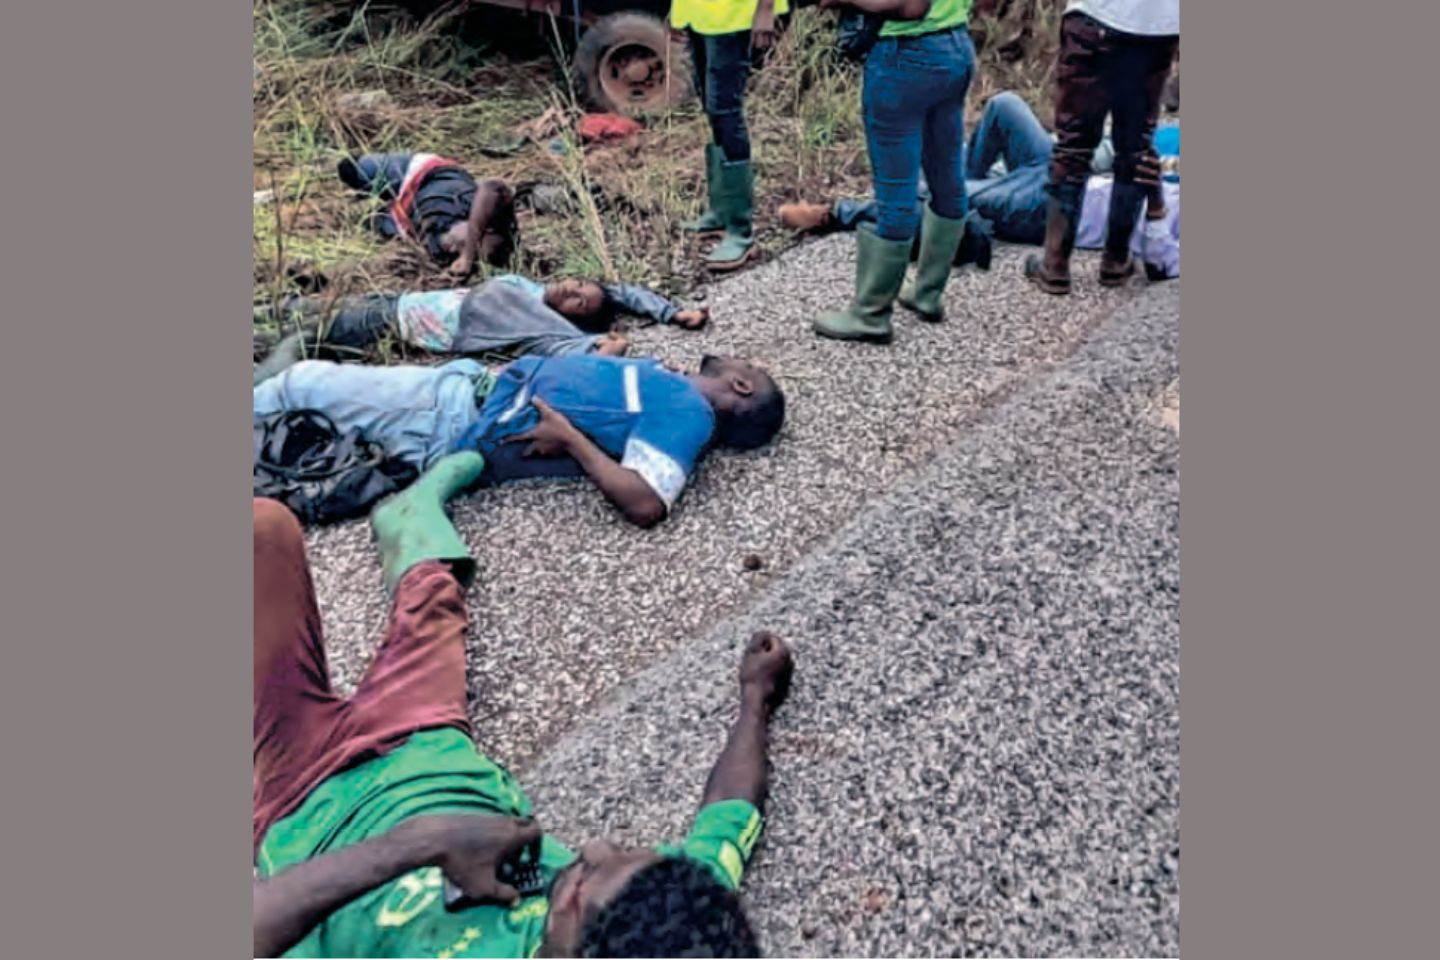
[253,410,418,525]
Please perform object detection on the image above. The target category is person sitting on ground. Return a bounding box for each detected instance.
[779,91,1180,281]
[252,460,795,957]
[252,273,710,386]
[338,152,519,278]
[253,352,785,528]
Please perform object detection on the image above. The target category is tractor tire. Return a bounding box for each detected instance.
[574,12,694,116]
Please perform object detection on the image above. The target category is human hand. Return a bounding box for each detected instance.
[447,253,475,279]
[674,307,710,330]
[391,814,542,906]
[739,630,793,713]
[1134,152,1162,190]
[506,397,579,457]
[752,10,777,51]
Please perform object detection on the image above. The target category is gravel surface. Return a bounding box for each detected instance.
[521,280,1181,958]
[305,238,1139,772]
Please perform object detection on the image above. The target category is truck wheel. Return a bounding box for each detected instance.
[574,13,693,115]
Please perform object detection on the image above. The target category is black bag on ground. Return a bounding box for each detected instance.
[253,409,418,525]
[837,10,885,62]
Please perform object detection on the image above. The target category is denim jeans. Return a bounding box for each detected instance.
[862,27,975,240]
[689,31,753,162]
[837,91,1052,244]
[963,91,1053,243]
[252,359,488,471]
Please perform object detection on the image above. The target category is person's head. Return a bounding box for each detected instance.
[691,355,785,451]
[545,278,608,323]
[541,843,758,958]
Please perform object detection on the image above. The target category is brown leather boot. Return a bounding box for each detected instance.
[1024,190,1080,296]
[778,202,834,234]
[1099,181,1147,287]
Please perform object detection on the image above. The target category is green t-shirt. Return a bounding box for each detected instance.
[256,729,764,959]
[880,0,972,39]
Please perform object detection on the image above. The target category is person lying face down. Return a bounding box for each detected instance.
[252,463,796,958]
[252,352,786,528]
[253,274,711,387]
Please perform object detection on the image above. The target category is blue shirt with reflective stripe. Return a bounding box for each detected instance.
[453,355,716,511]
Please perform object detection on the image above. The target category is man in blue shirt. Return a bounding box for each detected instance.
[252,353,785,527]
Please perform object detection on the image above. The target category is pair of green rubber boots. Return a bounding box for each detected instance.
[814,208,969,345]
[683,144,754,270]
[370,451,485,596]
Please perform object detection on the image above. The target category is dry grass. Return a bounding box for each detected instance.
[252,0,1068,338]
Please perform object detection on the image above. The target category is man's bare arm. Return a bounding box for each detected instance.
[451,179,512,276]
[254,815,539,957]
[508,398,668,528]
[700,632,794,812]
[254,827,434,957]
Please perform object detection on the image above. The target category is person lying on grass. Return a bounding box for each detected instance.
[253,273,710,386]
[337,151,519,278]
[253,465,795,958]
[253,352,785,528]
[779,92,1180,282]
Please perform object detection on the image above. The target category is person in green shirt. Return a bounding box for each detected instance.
[252,450,795,958]
[814,0,977,344]
[672,0,787,270]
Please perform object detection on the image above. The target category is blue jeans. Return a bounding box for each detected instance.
[689,31,752,163]
[252,359,488,471]
[836,92,1053,244]
[963,91,1053,243]
[862,27,975,240]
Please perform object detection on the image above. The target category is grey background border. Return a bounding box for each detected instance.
[1,1,1437,958]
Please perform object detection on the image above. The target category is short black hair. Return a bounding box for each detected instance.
[715,377,786,451]
[563,280,615,333]
[578,857,759,958]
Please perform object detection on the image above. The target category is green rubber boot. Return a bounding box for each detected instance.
[681,145,725,235]
[371,451,485,596]
[898,208,967,322]
[814,226,911,344]
[704,159,755,271]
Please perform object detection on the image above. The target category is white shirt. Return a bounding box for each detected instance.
[1065,0,1179,37]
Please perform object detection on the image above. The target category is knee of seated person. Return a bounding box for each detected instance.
[253,498,304,553]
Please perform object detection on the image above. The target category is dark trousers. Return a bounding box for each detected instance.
[252,499,472,853]
[689,30,753,162]
[1048,12,1176,213]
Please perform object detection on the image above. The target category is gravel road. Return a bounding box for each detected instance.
[299,239,1180,956]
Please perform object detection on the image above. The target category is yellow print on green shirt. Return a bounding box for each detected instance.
[375,867,444,928]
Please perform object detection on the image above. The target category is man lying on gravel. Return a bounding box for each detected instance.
[338,151,518,277]
[253,461,795,957]
[253,273,710,386]
[253,352,786,528]
[780,91,1181,281]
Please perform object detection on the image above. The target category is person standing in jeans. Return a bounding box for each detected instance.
[814,0,977,343]
[672,0,784,271]
[1025,1,1179,294]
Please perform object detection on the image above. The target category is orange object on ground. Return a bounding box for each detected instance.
[578,113,643,143]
